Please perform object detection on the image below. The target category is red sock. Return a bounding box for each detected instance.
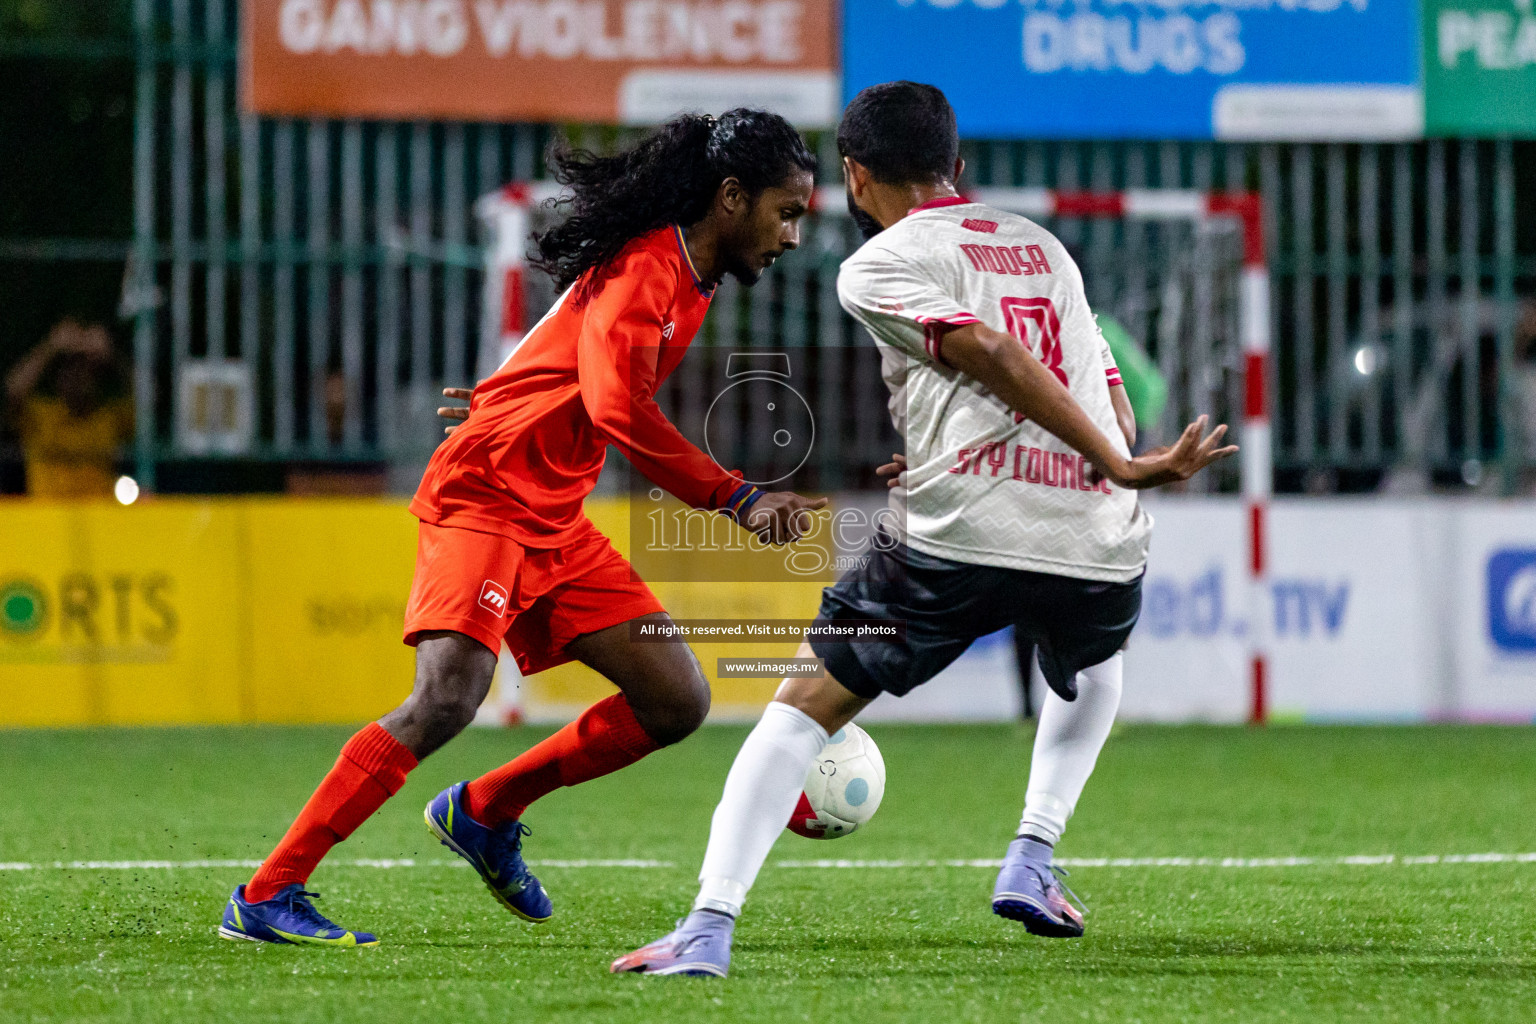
[246,722,418,903]
[464,693,660,828]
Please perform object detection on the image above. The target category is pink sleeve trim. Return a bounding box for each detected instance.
[915,313,980,367]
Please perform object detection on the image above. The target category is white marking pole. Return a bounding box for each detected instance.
[1225,207,1272,726]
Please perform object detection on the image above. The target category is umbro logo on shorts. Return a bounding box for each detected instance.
[479,580,509,617]
[661,320,675,340]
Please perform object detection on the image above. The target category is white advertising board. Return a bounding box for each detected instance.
[1451,507,1536,719]
[1265,501,1445,721]
[1119,499,1249,722]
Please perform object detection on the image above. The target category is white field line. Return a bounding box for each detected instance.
[0,858,674,872]
[2,853,1536,872]
[779,853,1536,869]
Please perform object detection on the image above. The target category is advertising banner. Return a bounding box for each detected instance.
[1117,499,1250,722]
[242,0,839,125]
[1114,498,1536,723]
[1423,0,1536,135]
[3,497,1533,728]
[0,503,246,728]
[933,498,1493,724]
[842,0,1423,140]
[242,502,419,723]
[1451,507,1536,718]
[1115,499,1442,724]
[0,501,427,727]
[0,498,823,728]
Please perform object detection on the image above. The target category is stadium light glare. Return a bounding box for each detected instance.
[114,476,140,505]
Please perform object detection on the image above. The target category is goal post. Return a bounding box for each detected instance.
[479,183,1273,726]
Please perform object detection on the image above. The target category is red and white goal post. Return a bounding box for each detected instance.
[477,183,1273,726]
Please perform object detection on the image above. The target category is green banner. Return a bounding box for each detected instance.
[1424,0,1536,135]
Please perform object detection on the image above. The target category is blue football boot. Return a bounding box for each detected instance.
[991,836,1087,937]
[424,780,552,923]
[219,884,378,946]
[610,909,734,977]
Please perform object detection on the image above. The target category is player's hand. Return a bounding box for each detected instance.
[438,387,473,434]
[745,491,829,545]
[1109,416,1238,489]
[876,452,907,490]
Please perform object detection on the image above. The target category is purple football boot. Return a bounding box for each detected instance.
[991,835,1086,937]
[610,909,734,977]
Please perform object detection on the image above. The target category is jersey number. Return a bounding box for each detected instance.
[999,297,1067,424]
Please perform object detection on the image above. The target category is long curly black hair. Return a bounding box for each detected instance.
[531,109,816,301]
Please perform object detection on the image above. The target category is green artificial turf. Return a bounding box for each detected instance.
[2,723,1534,1023]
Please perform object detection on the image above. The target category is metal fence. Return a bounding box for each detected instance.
[56,0,1532,491]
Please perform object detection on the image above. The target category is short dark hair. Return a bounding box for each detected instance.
[836,81,958,186]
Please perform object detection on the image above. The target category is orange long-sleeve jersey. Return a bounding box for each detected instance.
[410,225,758,546]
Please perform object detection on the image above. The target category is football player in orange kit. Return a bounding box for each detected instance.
[220,109,824,946]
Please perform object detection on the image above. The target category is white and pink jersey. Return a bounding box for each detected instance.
[836,196,1150,583]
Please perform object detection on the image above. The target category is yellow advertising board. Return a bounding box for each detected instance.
[241,501,419,723]
[0,501,246,727]
[0,498,418,727]
[0,497,817,728]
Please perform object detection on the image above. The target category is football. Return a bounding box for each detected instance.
[786,722,886,839]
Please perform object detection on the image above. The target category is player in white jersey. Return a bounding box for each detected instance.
[613,81,1236,977]
[840,194,1149,588]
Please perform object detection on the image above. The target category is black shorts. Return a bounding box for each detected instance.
[809,538,1142,702]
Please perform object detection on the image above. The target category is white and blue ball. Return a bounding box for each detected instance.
[786,722,886,839]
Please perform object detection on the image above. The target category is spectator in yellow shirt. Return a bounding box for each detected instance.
[5,318,133,499]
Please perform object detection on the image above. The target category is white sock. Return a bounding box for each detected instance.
[1018,651,1123,845]
[694,700,829,917]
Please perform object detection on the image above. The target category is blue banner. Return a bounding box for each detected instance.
[843,0,1424,140]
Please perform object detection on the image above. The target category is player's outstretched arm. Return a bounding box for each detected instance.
[438,381,825,542]
[936,322,1236,489]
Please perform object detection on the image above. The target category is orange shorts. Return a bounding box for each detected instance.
[402,520,665,675]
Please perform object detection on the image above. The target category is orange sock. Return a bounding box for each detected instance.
[246,722,418,903]
[464,694,659,828]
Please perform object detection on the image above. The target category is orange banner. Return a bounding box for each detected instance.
[242,0,838,125]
